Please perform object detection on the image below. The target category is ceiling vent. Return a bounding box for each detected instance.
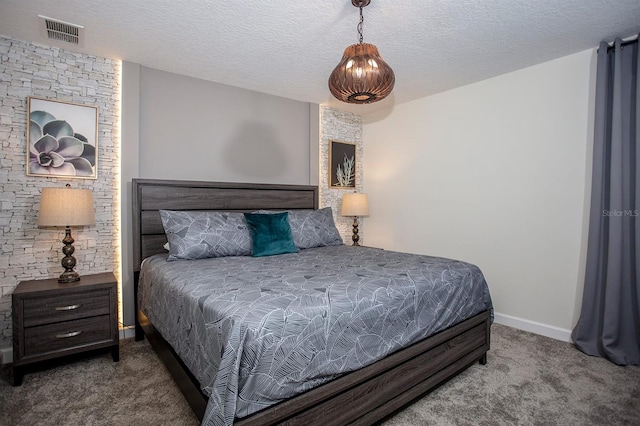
[38,15,84,46]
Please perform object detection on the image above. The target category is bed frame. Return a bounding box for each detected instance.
[132,178,491,425]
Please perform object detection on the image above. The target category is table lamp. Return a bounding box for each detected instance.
[341,193,369,246]
[38,185,95,283]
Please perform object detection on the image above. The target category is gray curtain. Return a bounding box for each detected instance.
[572,36,639,366]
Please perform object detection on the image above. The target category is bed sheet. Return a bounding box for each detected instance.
[138,245,493,426]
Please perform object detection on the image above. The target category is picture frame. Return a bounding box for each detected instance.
[329,140,356,188]
[27,97,98,179]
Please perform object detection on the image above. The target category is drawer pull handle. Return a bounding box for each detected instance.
[55,304,82,311]
[56,331,82,339]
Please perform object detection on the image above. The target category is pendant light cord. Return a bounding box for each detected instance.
[357,5,364,43]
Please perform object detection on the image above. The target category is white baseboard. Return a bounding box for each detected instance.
[493,312,573,343]
[1,347,11,366]
[1,326,138,365]
[120,326,136,340]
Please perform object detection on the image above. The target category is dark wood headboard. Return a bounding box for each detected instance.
[132,179,319,272]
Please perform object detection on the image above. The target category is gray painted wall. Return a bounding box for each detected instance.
[120,62,141,327]
[120,63,318,327]
[138,66,311,183]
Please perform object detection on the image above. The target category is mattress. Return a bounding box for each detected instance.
[138,245,493,426]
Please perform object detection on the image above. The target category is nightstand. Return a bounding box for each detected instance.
[11,272,119,386]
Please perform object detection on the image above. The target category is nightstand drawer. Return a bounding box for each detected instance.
[22,289,111,327]
[23,315,113,357]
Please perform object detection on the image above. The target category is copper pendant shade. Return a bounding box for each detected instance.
[328,0,395,104]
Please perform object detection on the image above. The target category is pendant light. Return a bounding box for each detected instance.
[328,0,395,104]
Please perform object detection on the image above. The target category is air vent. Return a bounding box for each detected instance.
[38,15,84,45]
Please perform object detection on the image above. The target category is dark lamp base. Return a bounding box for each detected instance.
[58,271,80,283]
[58,226,81,283]
[351,216,360,246]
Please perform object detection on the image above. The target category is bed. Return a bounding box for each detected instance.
[132,178,493,425]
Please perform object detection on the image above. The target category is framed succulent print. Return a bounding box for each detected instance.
[329,140,356,188]
[27,97,98,179]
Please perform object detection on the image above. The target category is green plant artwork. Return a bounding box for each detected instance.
[330,140,356,188]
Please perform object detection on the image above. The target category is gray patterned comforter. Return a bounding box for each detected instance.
[138,246,493,426]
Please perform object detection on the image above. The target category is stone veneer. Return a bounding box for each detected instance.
[319,106,364,245]
[0,36,362,357]
[0,35,120,354]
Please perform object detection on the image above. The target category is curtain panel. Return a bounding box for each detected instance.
[572,36,639,366]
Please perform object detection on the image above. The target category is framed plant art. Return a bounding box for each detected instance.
[27,97,98,179]
[329,140,356,188]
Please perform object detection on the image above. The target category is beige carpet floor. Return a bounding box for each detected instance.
[1,324,638,425]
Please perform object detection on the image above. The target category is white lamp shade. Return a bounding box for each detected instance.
[38,187,95,227]
[342,193,369,217]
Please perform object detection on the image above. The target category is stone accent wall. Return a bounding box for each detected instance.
[0,35,120,354]
[319,106,364,245]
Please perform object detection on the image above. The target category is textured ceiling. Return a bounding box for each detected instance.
[1,0,639,114]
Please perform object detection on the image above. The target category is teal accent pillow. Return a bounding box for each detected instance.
[255,208,344,249]
[244,212,298,257]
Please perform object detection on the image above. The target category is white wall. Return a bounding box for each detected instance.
[362,49,596,338]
